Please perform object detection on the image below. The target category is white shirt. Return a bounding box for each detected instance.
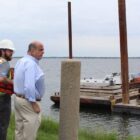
[14,55,45,102]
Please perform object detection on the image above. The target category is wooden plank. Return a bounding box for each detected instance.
[80,85,121,90]
[80,89,122,94]
[113,101,140,115]
[80,96,110,106]
[80,88,138,94]
[51,91,139,103]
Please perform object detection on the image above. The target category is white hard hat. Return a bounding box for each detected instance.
[0,39,15,51]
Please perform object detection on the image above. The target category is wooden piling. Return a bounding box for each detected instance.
[118,0,129,104]
[68,1,73,59]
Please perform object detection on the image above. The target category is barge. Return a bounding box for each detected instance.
[50,83,140,108]
[50,73,140,113]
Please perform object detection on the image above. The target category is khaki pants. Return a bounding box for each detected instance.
[14,95,41,140]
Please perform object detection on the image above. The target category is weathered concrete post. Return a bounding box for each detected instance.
[59,60,81,140]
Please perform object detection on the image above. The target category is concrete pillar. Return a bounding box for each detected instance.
[59,60,81,140]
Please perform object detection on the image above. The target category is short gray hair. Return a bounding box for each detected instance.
[28,43,37,52]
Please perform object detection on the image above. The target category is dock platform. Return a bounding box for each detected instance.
[113,99,140,115]
[50,83,140,114]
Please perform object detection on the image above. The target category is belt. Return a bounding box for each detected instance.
[15,94,41,101]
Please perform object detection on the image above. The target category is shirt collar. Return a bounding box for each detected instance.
[25,54,39,64]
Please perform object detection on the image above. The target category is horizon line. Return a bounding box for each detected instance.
[13,56,140,59]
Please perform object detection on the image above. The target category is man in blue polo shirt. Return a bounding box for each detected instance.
[14,41,45,140]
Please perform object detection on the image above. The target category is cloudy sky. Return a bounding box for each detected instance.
[0,0,140,57]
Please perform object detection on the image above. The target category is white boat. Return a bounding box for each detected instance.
[81,73,121,85]
[81,72,138,86]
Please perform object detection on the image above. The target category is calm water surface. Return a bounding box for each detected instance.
[11,58,140,138]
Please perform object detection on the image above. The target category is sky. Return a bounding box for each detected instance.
[0,0,140,57]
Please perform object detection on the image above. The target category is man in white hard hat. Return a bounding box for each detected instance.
[0,39,15,140]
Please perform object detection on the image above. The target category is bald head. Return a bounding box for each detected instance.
[28,41,43,52]
[28,41,44,60]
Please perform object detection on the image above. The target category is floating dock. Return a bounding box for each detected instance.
[50,83,140,114]
[113,99,140,115]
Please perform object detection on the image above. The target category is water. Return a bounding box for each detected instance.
[11,57,140,138]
